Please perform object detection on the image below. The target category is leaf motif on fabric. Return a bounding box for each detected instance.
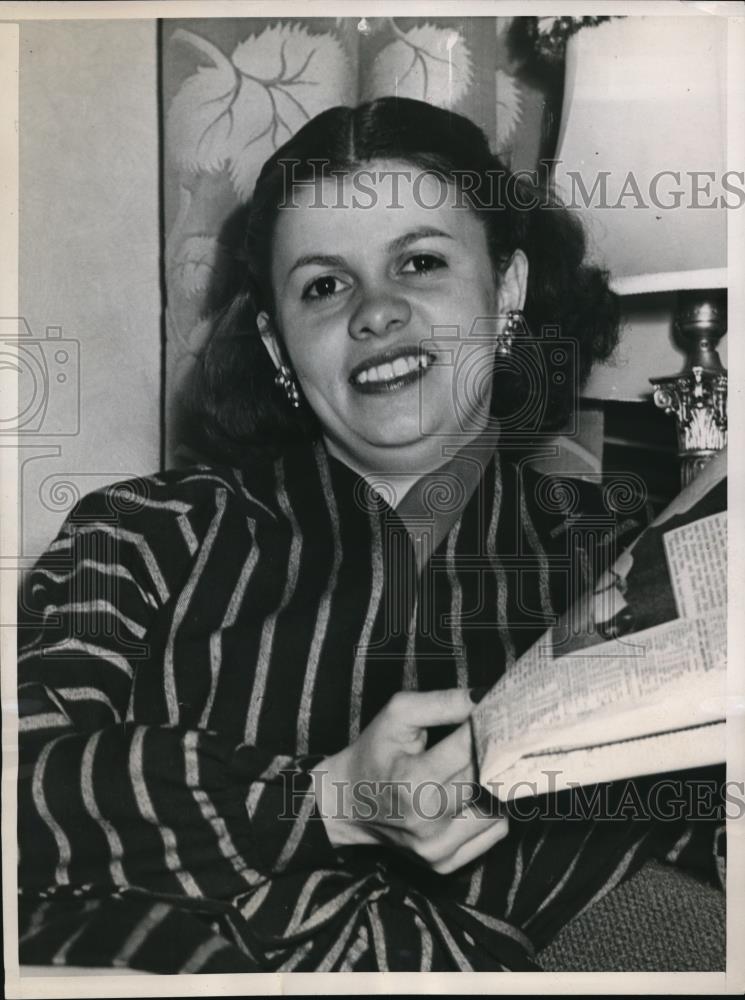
[368,24,472,108]
[166,25,351,200]
[166,311,215,361]
[495,69,522,148]
[171,235,222,299]
[184,316,214,354]
[166,31,239,174]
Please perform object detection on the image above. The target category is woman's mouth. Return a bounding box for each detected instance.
[349,350,435,395]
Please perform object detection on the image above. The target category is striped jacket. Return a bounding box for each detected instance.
[17,440,725,972]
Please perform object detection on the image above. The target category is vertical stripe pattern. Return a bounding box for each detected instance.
[16,446,723,973]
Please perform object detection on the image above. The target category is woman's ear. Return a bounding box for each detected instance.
[497,250,529,315]
[257,311,283,372]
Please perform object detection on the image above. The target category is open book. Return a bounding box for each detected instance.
[471,450,727,801]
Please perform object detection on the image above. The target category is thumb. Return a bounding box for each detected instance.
[387,688,475,730]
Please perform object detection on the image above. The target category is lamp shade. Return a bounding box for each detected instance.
[554,16,727,295]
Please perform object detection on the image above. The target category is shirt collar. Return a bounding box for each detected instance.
[394,433,500,563]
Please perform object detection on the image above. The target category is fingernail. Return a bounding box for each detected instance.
[598,607,636,641]
[468,686,490,704]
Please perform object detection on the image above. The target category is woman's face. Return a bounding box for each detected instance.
[261,159,527,476]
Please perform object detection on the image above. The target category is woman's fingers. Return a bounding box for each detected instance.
[417,760,479,818]
[321,688,498,870]
[399,789,508,872]
[389,725,475,824]
[400,758,499,832]
[417,718,474,782]
[433,812,510,875]
[387,688,474,731]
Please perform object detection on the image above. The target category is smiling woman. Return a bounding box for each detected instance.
[190,99,618,472]
[261,164,523,486]
[17,97,722,974]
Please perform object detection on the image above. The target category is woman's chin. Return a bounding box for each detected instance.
[359,425,433,452]
[356,420,469,466]
[325,422,437,467]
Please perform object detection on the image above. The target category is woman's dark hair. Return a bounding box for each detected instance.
[187,97,619,463]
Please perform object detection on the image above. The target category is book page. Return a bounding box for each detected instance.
[663,511,727,617]
[474,608,726,782]
[488,721,726,800]
[473,454,727,793]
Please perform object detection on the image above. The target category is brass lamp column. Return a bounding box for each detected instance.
[553,16,728,488]
[650,291,728,487]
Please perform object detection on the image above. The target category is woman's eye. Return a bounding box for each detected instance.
[303,275,348,300]
[400,253,446,275]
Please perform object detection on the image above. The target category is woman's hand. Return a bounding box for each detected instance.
[311,689,508,875]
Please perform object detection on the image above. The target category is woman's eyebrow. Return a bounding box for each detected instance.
[288,228,453,277]
[288,253,347,276]
[385,226,454,254]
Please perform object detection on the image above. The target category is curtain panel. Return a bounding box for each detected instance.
[160,16,564,463]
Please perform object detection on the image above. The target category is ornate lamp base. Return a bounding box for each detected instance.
[649,291,727,489]
[651,367,727,487]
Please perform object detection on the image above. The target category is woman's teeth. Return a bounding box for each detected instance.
[355,354,430,385]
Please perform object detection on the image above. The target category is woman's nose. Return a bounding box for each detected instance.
[348,285,412,340]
